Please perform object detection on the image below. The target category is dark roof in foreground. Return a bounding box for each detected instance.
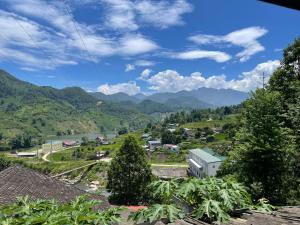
[0,165,109,209]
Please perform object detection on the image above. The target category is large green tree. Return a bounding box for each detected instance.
[107,135,152,205]
[220,37,300,205]
[229,89,295,204]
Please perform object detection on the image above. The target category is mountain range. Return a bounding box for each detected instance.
[0,69,248,138]
[0,70,150,138]
[91,87,248,109]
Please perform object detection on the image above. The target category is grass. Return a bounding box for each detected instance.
[180,114,238,130]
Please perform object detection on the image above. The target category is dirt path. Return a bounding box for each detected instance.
[41,146,80,162]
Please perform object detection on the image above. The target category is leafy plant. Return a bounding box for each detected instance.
[128,204,184,223]
[130,177,272,224]
[0,195,124,225]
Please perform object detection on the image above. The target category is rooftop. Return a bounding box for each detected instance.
[189,148,226,163]
[0,165,109,209]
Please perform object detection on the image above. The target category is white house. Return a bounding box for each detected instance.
[188,148,226,179]
[148,140,161,151]
[163,144,180,152]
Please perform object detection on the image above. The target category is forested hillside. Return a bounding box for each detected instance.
[0,70,151,139]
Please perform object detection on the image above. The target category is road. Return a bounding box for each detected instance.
[41,149,188,168]
[41,146,80,162]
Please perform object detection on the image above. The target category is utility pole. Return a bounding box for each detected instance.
[262,72,266,89]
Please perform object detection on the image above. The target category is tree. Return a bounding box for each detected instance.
[224,89,295,204]
[0,157,10,171]
[117,127,128,135]
[107,135,152,205]
[81,136,89,146]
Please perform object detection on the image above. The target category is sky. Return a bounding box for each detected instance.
[0,0,299,95]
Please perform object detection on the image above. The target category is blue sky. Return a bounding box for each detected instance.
[0,0,299,95]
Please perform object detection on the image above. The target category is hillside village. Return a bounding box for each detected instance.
[0,0,300,224]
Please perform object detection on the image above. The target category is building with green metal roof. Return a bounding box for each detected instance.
[188,148,226,179]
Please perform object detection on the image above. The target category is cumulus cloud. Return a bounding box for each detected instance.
[146,60,280,92]
[139,68,152,80]
[174,50,231,62]
[125,64,135,72]
[97,81,141,95]
[118,34,158,56]
[189,27,268,62]
[101,0,192,31]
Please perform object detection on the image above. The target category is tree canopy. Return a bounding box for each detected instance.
[107,135,152,205]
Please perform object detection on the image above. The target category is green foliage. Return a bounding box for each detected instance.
[223,90,296,204]
[117,127,128,135]
[129,204,184,223]
[161,130,182,144]
[130,177,267,224]
[219,38,300,205]
[107,135,152,205]
[0,70,152,142]
[149,179,178,203]
[0,195,123,225]
[0,157,10,171]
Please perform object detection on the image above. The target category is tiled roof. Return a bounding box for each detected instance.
[0,165,109,209]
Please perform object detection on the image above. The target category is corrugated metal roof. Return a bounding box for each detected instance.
[189,148,226,163]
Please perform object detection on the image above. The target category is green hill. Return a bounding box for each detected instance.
[0,70,151,139]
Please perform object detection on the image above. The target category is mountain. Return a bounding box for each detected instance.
[147,88,248,107]
[91,92,140,103]
[164,96,214,109]
[0,70,151,138]
[92,87,248,109]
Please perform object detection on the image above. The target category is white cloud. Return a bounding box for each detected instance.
[97,81,141,95]
[174,50,231,62]
[139,68,152,80]
[226,60,280,91]
[101,0,138,31]
[125,64,135,72]
[189,27,268,62]
[101,0,192,31]
[134,60,155,67]
[135,0,193,29]
[0,0,159,70]
[146,60,280,93]
[118,34,158,56]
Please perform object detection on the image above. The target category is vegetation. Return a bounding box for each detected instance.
[107,135,152,205]
[220,37,300,205]
[0,195,123,225]
[0,70,152,147]
[130,177,274,224]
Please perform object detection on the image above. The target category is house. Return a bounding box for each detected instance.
[96,136,105,142]
[0,165,109,209]
[141,133,151,139]
[163,144,180,152]
[188,148,226,179]
[16,152,37,158]
[167,128,176,133]
[212,127,223,134]
[96,136,109,145]
[183,128,194,139]
[62,140,78,147]
[148,140,161,151]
